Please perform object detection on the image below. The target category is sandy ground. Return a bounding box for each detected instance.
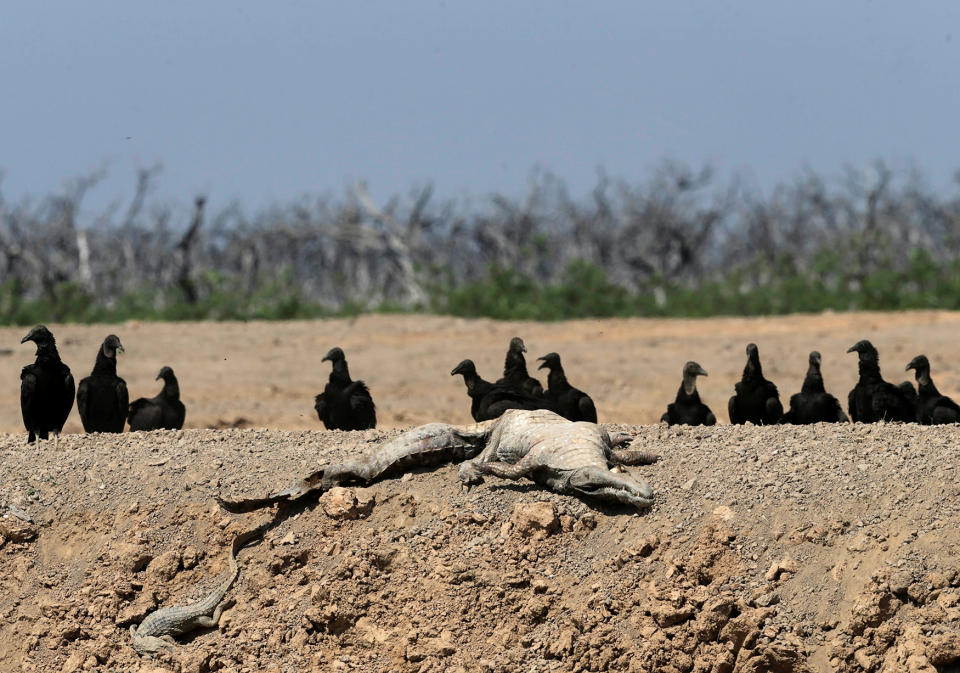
[1,422,959,672]
[2,313,960,673]
[2,311,960,434]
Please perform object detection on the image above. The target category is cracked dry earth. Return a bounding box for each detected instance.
[2,423,960,673]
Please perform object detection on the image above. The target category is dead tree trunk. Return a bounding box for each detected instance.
[175,196,206,304]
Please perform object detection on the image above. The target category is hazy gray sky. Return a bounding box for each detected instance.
[2,1,959,212]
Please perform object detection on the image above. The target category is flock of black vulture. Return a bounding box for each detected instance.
[16,325,960,445]
[665,340,958,427]
[449,338,597,424]
[309,335,960,431]
[19,326,185,444]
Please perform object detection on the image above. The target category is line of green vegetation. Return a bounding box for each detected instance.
[3,250,959,326]
[433,250,960,320]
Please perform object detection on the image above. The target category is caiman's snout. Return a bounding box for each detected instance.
[568,467,654,509]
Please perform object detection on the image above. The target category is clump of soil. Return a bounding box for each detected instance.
[1,420,959,672]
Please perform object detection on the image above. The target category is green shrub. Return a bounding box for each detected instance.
[6,255,960,326]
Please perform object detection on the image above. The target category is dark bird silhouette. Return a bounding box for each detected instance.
[728,343,783,425]
[128,366,186,431]
[314,347,376,430]
[905,355,960,425]
[846,340,916,423]
[77,335,129,433]
[782,352,849,424]
[20,325,75,445]
[537,352,597,422]
[496,337,544,397]
[451,359,551,421]
[661,361,715,426]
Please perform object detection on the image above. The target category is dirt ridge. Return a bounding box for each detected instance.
[1,421,959,672]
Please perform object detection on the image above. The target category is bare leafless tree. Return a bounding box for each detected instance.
[2,161,959,319]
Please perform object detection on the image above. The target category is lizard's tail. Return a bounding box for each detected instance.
[227,524,268,579]
[476,461,527,480]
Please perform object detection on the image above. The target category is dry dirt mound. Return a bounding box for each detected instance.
[1,422,959,673]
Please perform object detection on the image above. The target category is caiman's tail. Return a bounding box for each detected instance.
[219,420,497,514]
[217,467,326,513]
[475,461,527,480]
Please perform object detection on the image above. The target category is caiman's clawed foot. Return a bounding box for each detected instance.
[607,430,635,447]
[458,462,485,486]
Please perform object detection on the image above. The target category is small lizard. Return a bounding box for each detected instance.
[130,526,262,655]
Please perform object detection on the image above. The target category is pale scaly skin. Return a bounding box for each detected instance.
[458,409,657,509]
[219,409,656,513]
[319,420,495,487]
[130,527,262,655]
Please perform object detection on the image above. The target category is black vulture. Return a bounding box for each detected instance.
[128,366,186,431]
[536,352,597,422]
[451,359,552,421]
[496,337,544,397]
[906,355,960,425]
[77,335,129,433]
[661,361,715,426]
[782,352,849,424]
[846,340,916,423]
[20,325,75,445]
[314,347,376,430]
[728,343,783,425]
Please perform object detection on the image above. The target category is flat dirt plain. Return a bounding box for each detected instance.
[1,313,960,673]
[3,311,960,431]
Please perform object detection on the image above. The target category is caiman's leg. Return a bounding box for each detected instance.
[602,427,657,464]
[473,461,527,480]
[459,412,561,485]
[473,460,570,496]
[609,447,659,465]
[567,466,654,509]
[475,461,654,509]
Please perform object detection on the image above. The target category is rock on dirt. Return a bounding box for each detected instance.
[510,501,559,539]
[320,487,375,520]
